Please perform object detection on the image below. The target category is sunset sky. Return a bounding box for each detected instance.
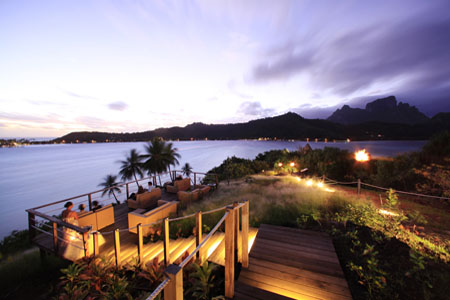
[1,0,449,138]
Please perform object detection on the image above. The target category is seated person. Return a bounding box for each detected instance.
[137,185,145,194]
[78,204,86,214]
[148,181,154,192]
[129,192,136,200]
[176,175,183,180]
[92,200,103,211]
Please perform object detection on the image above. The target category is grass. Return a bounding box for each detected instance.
[0,249,69,300]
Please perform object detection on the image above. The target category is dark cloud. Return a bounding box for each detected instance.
[108,101,128,111]
[251,7,450,116]
[238,101,275,117]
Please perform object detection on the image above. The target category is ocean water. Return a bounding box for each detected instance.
[0,140,426,238]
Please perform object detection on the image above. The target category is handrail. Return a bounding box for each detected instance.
[179,210,229,268]
[146,278,171,300]
[26,208,91,233]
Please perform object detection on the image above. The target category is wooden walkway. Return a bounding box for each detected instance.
[235,224,352,300]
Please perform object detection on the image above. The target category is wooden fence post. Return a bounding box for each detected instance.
[164,264,183,300]
[82,231,89,257]
[196,211,202,262]
[225,206,235,299]
[357,179,361,196]
[126,183,129,199]
[137,224,143,265]
[114,229,121,266]
[52,222,58,251]
[164,218,170,267]
[233,202,240,261]
[93,231,99,256]
[28,212,36,241]
[194,173,197,186]
[242,200,249,268]
[88,194,93,211]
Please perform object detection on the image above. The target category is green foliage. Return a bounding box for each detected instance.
[185,262,218,300]
[385,189,399,209]
[118,148,144,188]
[207,156,269,182]
[422,130,450,159]
[0,230,31,260]
[141,138,181,177]
[98,174,121,204]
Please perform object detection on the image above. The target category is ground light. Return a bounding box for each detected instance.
[355,149,370,162]
[378,209,399,217]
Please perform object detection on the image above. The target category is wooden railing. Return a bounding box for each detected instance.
[146,200,249,300]
[26,170,219,256]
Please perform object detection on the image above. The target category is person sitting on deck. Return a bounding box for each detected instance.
[129,192,136,200]
[62,201,79,241]
[137,185,145,194]
[78,203,86,214]
[147,181,154,192]
[176,175,182,180]
[92,200,102,211]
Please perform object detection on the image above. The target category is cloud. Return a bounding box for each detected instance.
[238,101,275,117]
[108,101,128,111]
[250,7,450,116]
[228,80,252,99]
[63,90,99,101]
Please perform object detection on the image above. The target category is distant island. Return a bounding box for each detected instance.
[50,96,450,143]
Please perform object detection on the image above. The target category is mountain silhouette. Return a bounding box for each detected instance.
[327,96,429,125]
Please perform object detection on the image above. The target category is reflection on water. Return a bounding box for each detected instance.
[0,140,425,237]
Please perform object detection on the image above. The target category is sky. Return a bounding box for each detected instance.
[1,0,450,138]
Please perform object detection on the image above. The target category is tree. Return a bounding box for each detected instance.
[182,162,193,177]
[142,138,168,176]
[118,149,144,188]
[98,174,121,204]
[164,142,181,180]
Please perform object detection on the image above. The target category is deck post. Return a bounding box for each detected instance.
[233,202,240,261]
[164,218,170,267]
[52,222,58,252]
[137,223,143,265]
[28,211,36,241]
[82,231,89,257]
[224,206,235,299]
[114,229,121,266]
[215,175,219,189]
[357,178,361,196]
[196,211,202,262]
[153,175,157,187]
[93,231,99,256]
[88,194,93,211]
[242,200,249,268]
[126,183,129,199]
[164,264,183,300]
[194,173,197,186]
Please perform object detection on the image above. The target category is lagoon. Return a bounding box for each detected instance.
[0,140,426,238]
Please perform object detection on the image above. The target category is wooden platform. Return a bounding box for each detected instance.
[235,224,352,300]
[33,201,258,267]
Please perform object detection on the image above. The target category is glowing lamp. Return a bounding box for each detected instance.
[296,177,301,182]
[290,162,295,167]
[355,149,370,162]
[306,179,313,186]
[317,182,324,188]
[378,209,399,217]
[278,162,283,167]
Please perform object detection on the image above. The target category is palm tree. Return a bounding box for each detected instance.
[182,162,193,177]
[118,149,144,188]
[98,174,121,204]
[164,142,181,180]
[142,138,169,176]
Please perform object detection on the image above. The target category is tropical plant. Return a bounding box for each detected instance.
[182,162,193,178]
[164,142,181,181]
[186,261,217,300]
[118,149,144,188]
[98,174,121,204]
[142,138,169,176]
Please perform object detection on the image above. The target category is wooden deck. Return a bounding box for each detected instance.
[235,224,352,300]
[34,201,258,267]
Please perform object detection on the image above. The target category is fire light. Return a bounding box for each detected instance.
[296,177,301,182]
[306,179,313,186]
[355,149,370,162]
[317,182,324,188]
